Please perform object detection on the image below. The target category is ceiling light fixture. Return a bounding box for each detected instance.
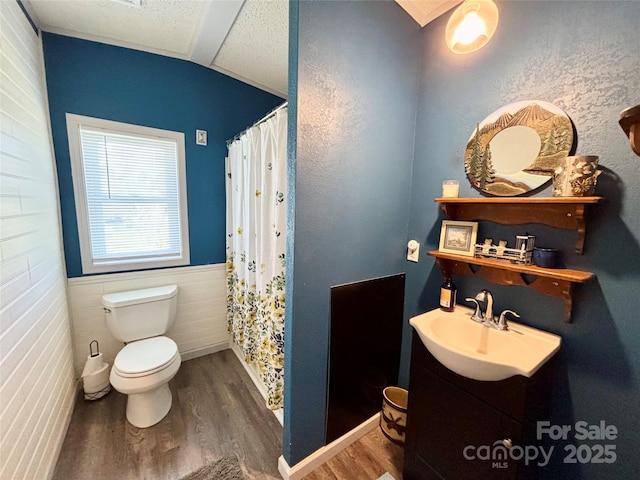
[445,0,499,54]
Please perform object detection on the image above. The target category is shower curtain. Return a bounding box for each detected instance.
[225,107,287,410]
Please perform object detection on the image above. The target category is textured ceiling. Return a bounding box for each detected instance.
[26,0,208,56]
[24,0,453,99]
[213,0,289,97]
[26,0,289,96]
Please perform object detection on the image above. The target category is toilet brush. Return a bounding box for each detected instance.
[81,340,111,400]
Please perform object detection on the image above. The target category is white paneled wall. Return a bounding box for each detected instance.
[0,2,76,479]
[67,264,228,376]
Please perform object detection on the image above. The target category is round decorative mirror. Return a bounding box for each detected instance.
[465,100,573,196]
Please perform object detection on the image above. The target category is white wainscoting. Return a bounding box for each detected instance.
[67,264,229,377]
[0,2,76,478]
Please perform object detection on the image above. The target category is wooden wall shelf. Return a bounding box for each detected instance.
[429,250,594,323]
[435,197,603,254]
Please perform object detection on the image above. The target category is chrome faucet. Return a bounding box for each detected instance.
[474,289,494,323]
[466,289,520,331]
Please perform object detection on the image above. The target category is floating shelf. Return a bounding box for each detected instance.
[435,197,603,254]
[429,250,594,323]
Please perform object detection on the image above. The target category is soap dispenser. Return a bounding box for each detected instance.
[439,276,457,312]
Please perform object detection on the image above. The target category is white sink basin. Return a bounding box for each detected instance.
[410,306,561,381]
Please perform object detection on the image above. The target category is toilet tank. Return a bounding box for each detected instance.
[102,285,178,342]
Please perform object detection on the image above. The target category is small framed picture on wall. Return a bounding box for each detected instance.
[438,220,478,257]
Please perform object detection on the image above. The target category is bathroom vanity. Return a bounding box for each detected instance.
[403,331,555,480]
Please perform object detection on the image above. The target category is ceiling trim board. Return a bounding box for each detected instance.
[208,64,286,99]
[188,0,245,67]
[39,26,191,62]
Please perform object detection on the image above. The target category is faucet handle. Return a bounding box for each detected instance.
[465,298,484,322]
[498,309,520,330]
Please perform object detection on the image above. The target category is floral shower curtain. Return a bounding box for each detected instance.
[225,107,287,410]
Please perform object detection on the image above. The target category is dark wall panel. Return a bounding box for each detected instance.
[327,273,405,443]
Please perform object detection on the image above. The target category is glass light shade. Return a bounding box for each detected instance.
[446,0,499,54]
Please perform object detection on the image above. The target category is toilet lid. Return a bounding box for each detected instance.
[114,337,178,377]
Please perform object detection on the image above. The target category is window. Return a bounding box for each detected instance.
[66,114,189,274]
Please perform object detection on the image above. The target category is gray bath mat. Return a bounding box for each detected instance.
[179,455,244,480]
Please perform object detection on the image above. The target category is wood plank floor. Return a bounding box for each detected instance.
[53,350,283,480]
[53,349,404,480]
[302,427,404,480]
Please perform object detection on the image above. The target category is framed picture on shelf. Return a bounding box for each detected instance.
[438,220,478,257]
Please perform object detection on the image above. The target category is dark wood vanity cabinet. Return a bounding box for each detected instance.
[403,333,553,480]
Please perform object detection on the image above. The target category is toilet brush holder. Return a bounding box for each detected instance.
[82,340,111,401]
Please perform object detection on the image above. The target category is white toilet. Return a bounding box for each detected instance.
[102,284,181,428]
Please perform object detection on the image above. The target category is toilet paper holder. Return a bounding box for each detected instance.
[89,339,100,357]
[82,340,111,401]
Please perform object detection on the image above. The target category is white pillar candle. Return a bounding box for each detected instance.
[442,180,459,198]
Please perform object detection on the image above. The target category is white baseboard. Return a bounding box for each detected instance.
[180,340,229,362]
[277,413,381,480]
[230,340,284,425]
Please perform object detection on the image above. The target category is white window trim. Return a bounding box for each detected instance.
[66,113,190,274]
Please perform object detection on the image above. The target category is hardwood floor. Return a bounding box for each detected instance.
[302,427,404,480]
[53,349,404,480]
[53,350,283,480]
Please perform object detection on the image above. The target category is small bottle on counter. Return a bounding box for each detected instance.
[439,276,457,312]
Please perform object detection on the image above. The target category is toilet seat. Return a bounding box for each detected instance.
[113,336,178,378]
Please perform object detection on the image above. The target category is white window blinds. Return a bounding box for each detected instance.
[66,114,189,274]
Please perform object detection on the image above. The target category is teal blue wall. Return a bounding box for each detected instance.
[42,33,283,277]
[287,0,640,476]
[404,1,640,478]
[285,0,422,465]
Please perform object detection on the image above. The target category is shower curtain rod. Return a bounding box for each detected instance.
[226,101,288,146]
